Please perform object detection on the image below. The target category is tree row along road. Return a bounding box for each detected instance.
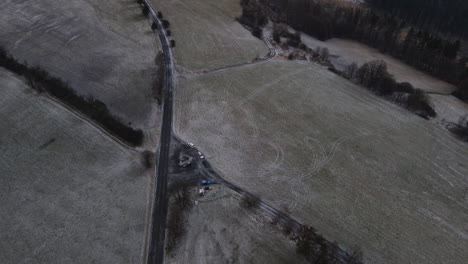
[143,1,174,263]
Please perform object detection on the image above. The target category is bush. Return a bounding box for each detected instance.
[252,26,262,39]
[238,0,268,28]
[157,11,163,19]
[354,60,436,118]
[141,150,155,169]
[449,115,468,141]
[406,89,436,118]
[166,29,171,36]
[0,46,144,146]
[142,5,149,16]
[453,78,468,102]
[241,193,260,209]
[151,22,157,31]
[170,40,176,47]
[162,19,170,29]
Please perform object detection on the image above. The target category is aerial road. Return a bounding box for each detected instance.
[142,1,174,263]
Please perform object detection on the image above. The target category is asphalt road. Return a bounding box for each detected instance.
[143,1,174,264]
[141,2,359,262]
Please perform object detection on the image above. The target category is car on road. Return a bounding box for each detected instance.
[188,142,194,148]
[198,151,204,159]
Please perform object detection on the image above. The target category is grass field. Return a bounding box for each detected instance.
[166,186,306,264]
[0,0,160,130]
[301,35,456,94]
[150,0,269,72]
[0,69,151,263]
[174,60,468,263]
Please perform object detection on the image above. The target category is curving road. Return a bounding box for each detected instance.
[142,1,358,263]
[142,1,174,264]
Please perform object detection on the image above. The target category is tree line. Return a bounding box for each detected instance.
[344,60,436,118]
[258,0,466,86]
[0,47,144,146]
[365,0,468,38]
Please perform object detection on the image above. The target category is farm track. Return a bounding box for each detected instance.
[142,1,358,263]
[179,28,278,78]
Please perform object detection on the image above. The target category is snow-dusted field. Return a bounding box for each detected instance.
[0,0,161,131]
[430,94,468,125]
[166,186,305,264]
[174,59,468,264]
[301,35,456,94]
[150,0,269,72]
[0,69,151,263]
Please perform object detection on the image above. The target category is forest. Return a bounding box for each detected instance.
[365,0,468,38]
[251,0,468,101]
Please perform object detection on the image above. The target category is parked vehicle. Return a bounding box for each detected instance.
[201,180,212,185]
[198,151,204,159]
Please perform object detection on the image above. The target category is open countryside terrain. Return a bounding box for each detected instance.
[167,186,305,264]
[301,35,456,94]
[0,69,151,263]
[174,60,468,263]
[0,0,161,137]
[150,0,269,72]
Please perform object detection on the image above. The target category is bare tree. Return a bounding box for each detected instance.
[345,62,358,80]
[320,47,329,60]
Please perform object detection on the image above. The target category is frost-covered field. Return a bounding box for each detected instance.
[150,0,269,72]
[0,0,160,130]
[174,60,468,264]
[0,69,151,263]
[167,186,305,264]
[301,35,456,94]
[429,94,468,125]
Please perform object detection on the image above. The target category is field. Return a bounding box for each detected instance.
[0,0,161,133]
[174,59,468,263]
[430,94,468,125]
[166,186,305,264]
[150,0,269,72]
[301,35,456,94]
[0,69,151,263]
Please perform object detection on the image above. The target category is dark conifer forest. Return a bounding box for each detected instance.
[365,0,468,38]
[253,0,468,100]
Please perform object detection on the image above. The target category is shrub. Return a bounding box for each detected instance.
[241,193,260,209]
[449,115,468,141]
[151,22,157,31]
[162,19,170,29]
[453,78,468,102]
[142,5,149,16]
[406,89,436,118]
[252,26,262,39]
[157,11,163,19]
[170,40,176,47]
[141,150,155,169]
[166,29,171,36]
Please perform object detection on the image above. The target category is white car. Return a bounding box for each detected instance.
[198,151,204,159]
[188,142,195,148]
